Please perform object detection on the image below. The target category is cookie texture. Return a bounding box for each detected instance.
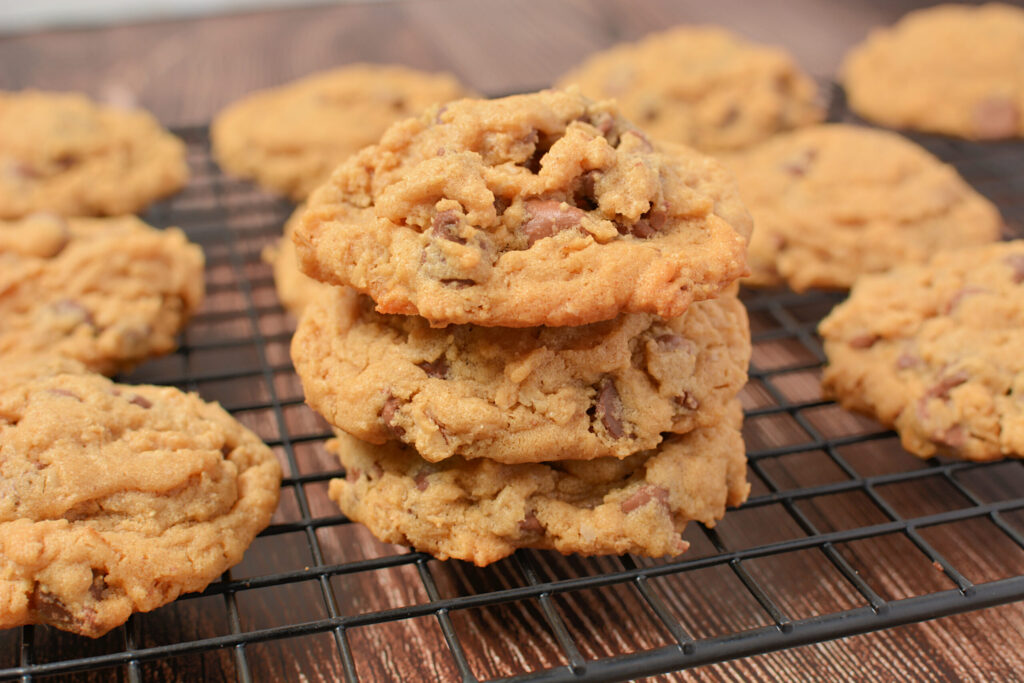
[820,241,1024,461]
[0,357,282,637]
[0,90,188,218]
[212,64,472,200]
[557,26,823,152]
[295,89,752,327]
[0,214,205,375]
[263,207,331,317]
[293,286,750,463]
[728,124,1003,291]
[842,3,1024,139]
[328,403,749,566]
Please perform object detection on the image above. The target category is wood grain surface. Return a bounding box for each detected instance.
[2,1,1023,681]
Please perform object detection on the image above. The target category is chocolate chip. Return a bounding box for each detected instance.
[440,278,476,288]
[675,392,699,411]
[848,334,879,349]
[972,96,1019,140]
[129,394,152,409]
[655,334,694,352]
[380,394,405,438]
[571,171,600,211]
[896,353,920,370]
[346,467,361,482]
[431,210,465,244]
[89,570,108,601]
[51,299,95,327]
[494,196,511,216]
[417,357,449,379]
[593,377,625,439]
[46,388,82,401]
[414,470,431,491]
[622,208,667,239]
[518,513,543,533]
[620,485,670,514]
[925,370,970,401]
[520,129,546,173]
[30,587,75,628]
[937,424,967,448]
[781,148,817,177]
[1005,253,1024,284]
[522,199,586,246]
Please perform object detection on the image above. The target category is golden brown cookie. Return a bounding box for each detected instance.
[328,402,749,566]
[262,206,332,318]
[0,214,205,375]
[295,88,752,327]
[0,356,282,637]
[212,64,473,200]
[0,90,188,218]
[728,124,1003,291]
[292,286,750,464]
[842,3,1024,139]
[557,26,823,152]
[820,241,1024,461]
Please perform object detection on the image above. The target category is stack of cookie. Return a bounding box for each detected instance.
[290,89,753,566]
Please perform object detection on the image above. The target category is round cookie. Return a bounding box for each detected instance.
[0,214,205,375]
[292,286,750,464]
[212,64,472,200]
[262,206,332,318]
[295,89,752,327]
[556,26,823,152]
[0,356,282,637]
[0,90,188,218]
[842,3,1024,139]
[328,402,749,566]
[728,124,1003,291]
[820,241,1024,461]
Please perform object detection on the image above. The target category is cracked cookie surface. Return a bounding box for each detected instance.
[327,402,748,566]
[0,214,205,375]
[820,241,1024,461]
[0,357,282,637]
[557,26,823,152]
[0,90,188,218]
[728,124,1003,291]
[842,3,1024,139]
[293,286,750,464]
[294,88,752,327]
[212,64,472,200]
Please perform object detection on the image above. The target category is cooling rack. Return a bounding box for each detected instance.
[2,93,1023,681]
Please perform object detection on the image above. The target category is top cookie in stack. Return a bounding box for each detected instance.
[293,88,751,328]
[290,88,753,565]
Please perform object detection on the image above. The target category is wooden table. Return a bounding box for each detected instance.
[2,1,1023,681]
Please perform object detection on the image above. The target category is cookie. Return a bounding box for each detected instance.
[262,207,332,317]
[820,241,1024,461]
[212,64,472,200]
[556,26,823,152]
[0,356,282,637]
[0,90,188,218]
[842,3,1024,139]
[327,402,748,566]
[0,214,205,375]
[293,286,750,464]
[727,124,1003,291]
[295,88,752,327]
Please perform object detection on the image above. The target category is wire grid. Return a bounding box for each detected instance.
[3,102,1024,681]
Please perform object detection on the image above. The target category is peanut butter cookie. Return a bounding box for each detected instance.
[295,89,752,327]
[728,124,1003,291]
[293,287,750,464]
[842,3,1024,139]
[820,241,1024,460]
[0,356,281,637]
[557,26,823,152]
[328,402,748,566]
[0,214,205,374]
[262,207,332,318]
[0,90,188,218]
[212,64,472,200]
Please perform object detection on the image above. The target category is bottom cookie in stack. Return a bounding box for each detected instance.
[326,401,749,566]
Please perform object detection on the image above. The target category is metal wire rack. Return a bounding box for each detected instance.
[2,91,1023,681]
